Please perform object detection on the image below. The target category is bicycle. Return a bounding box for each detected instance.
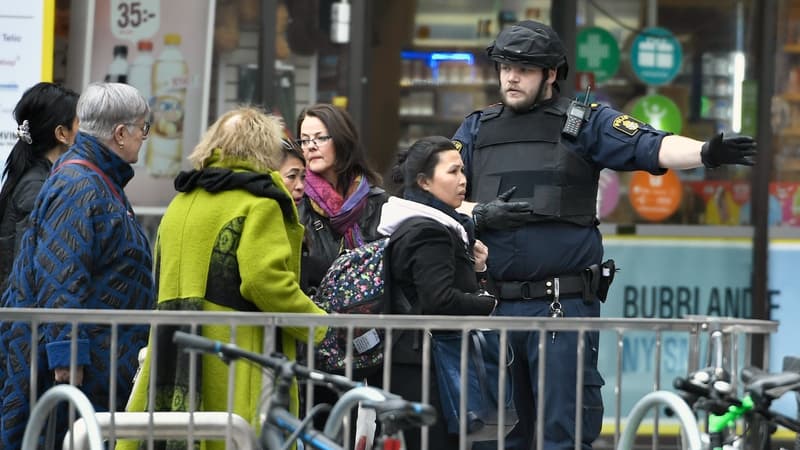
[172,331,437,450]
[672,363,800,450]
[620,326,800,450]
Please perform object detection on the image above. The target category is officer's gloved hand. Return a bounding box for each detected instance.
[473,187,533,233]
[701,133,757,168]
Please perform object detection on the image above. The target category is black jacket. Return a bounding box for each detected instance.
[388,217,495,364]
[298,186,388,270]
[0,158,51,289]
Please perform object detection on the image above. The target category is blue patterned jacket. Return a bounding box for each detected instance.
[0,132,154,450]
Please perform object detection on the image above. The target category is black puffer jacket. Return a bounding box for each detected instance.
[297,186,388,270]
[0,158,51,289]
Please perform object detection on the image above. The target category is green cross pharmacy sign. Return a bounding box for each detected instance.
[576,27,620,83]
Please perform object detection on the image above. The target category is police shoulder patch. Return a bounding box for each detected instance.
[452,140,463,152]
[612,114,644,136]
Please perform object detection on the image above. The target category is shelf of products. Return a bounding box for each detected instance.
[700,52,737,130]
[775,1,800,180]
[395,2,550,150]
[397,50,498,149]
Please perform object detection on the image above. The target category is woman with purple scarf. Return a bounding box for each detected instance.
[294,103,388,271]
[294,103,388,431]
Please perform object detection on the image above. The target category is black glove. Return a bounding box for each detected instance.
[472,186,534,233]
[700,133,756,168]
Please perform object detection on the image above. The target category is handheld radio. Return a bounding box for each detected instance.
[562,85,592,138]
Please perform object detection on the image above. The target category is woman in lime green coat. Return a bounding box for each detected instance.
[120,108,327,450]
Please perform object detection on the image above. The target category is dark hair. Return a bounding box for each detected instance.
[391,136,457,195]
[295,103,381,195]
[0,82,79,215]
[280,138,306,166]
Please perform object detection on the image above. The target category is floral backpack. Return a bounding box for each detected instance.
[312,237,392,371]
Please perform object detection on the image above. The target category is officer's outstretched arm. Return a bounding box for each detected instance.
[658,134,757,170]
[657,135,704,169]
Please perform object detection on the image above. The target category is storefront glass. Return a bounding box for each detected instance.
[384,0,759,227]
[773,0,800,226]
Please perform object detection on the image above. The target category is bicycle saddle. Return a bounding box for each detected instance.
[741,366,800,400]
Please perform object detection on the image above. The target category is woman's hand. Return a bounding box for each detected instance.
[54,366,84,386]
[473,239,488,272]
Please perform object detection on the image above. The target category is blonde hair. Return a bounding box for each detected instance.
[188,107,284,171]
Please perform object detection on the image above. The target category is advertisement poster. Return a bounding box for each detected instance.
[0,1,53,188]
[769,182,800,226]
[90,0,213,207]
[686,180,751,225]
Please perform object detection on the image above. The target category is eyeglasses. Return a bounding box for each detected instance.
[125,121,151,138]
[295,135,332,149]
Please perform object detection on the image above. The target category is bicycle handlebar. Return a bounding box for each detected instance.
[173,331,438,441]
[365,397,438,435]
[173,331,358,391]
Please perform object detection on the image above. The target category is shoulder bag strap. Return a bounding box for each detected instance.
[470,330,494,406]
[54,159,127,210]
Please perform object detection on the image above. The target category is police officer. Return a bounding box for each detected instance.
[453,20,756,450]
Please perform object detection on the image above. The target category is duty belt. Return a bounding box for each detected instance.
[497,274,587,301]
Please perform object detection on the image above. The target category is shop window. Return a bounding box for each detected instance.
[578,1,756,227]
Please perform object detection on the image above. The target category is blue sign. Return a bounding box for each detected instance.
[598,237,800,425]
[600,238,752,417]
[630,27,682,86]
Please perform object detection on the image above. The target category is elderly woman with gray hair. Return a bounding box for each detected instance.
[0,82,154,450]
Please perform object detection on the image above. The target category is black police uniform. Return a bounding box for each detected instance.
[453,96,670,450]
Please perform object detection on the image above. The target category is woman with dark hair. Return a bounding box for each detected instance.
[278,138,328,294]
[278,138,307,204]
[1,82,152,450]
[377,135,497,450]
[295,103,388,269]
[0,82,79,288]
[295,104,387,430]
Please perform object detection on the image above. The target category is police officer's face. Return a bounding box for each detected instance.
[418,149,467,209]
[499,63,555,111]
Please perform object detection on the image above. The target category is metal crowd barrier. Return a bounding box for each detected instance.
[0,308,777,450]
[21,384,103,450]
[65,412,257,450]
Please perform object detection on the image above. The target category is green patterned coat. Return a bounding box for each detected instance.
[120,154,327,450]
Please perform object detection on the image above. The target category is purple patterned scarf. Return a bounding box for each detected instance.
[304,170,371,248]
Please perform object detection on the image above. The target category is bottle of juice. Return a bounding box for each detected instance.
[128,40,154,101]
[147,34,187,177]
[128,40,154,167]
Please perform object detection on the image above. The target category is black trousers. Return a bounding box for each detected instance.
[389,362,460,450]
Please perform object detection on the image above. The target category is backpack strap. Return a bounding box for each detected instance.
[381,236,408,314]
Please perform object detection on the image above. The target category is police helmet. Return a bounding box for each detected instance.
[486,20,569,80]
